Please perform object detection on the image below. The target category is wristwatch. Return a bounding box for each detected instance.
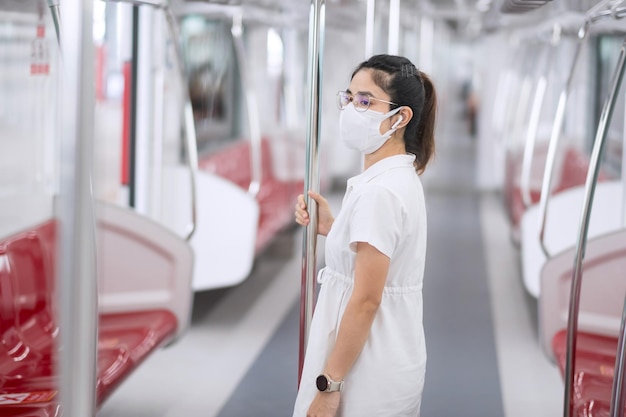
[316,374,344,392]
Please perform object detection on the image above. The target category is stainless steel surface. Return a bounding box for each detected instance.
[299,0,325,381]
[563,36,626,417]
[609,295,626,417]
[58,0,98,416]
[47,0,61,45]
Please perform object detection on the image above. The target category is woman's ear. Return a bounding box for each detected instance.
[397,106,413,128]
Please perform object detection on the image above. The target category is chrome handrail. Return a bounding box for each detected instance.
[563,36,626,417]
[299,0,325,382]
[537,1,617,257]
[609,294,626,417]
[520,25,560,208]
[537,19,590,257]
[57,1,98,416]
[231,11,262,197]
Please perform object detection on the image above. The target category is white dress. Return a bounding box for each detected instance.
[292,154,427,417]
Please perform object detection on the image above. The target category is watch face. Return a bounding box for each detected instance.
[316,374,329,391]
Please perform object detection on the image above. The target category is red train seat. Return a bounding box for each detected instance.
[198,138,302,254]
[552,331,621,416]
[504,145,605,239]
[540,229,626,417]
[0,210,192,415]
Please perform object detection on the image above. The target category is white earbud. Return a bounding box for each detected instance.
[391,115,403,129]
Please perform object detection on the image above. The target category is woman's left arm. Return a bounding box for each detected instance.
[306,242,389,417]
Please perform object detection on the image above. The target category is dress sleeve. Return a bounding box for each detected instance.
[348,184,404,258]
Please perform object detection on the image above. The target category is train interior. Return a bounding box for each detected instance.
[2,0,626,416]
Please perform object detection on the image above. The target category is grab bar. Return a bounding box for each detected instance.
[537,19,590,257]
[538,2,617,257]
[520,26,560,208]
[609,294,626,417]
[563,36,626,417]
[299,0,325,382]
[231,11,262,197]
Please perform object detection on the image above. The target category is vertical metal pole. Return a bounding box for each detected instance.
[58,0,98,416]
[563,37,626,417]
[388,0,400,55]
[47,0,61,45]
[609,294,626,417]
[365,0,375,58]
[299,0,325,382]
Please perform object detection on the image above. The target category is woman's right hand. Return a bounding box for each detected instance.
[295,191,334,236]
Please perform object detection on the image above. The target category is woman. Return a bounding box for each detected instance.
[293,54,437,417]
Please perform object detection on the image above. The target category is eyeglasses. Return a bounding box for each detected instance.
[336,91,398,112]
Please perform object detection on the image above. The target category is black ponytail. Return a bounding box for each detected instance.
[351,54,437,173]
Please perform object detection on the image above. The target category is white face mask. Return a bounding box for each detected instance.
[339,103,402,154]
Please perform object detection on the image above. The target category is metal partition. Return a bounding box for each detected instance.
[563,35,626,417]
[299,0,325,381]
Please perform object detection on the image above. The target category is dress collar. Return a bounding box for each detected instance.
[347,154,416,189]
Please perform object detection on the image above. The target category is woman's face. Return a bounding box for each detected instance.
[348,69,393,113]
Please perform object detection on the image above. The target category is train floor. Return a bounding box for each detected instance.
[97,119,563,417]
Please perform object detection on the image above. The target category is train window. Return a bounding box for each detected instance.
[593,34,624,176]
[181,16,236,150]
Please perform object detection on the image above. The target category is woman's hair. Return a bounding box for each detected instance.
[351,54,437,173]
